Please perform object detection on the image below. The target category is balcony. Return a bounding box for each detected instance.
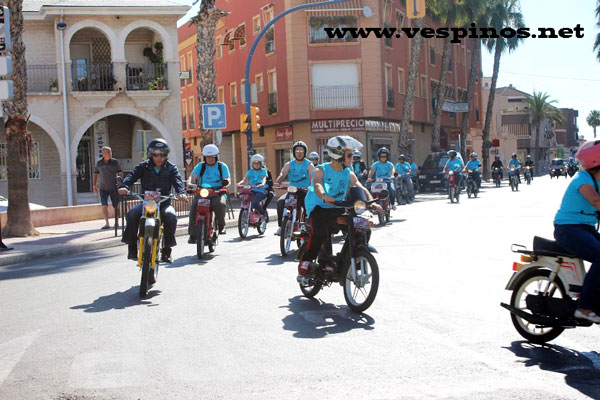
[126,63,168,91]
[27,64,59,93]
[71,63,115,92]
[268,91,278,115]
[311,85,360,109]
[386,86,394,108]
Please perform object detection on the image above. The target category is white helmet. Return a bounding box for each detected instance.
[202,144,219,157]
[326,136,363,161]
[250,154,264,166]
[308,151,319,161]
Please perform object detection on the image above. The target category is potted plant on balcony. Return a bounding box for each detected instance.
[49,79,58,92]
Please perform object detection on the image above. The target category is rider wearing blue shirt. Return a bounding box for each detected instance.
[443,150,464,190]
[188,144,231,241]
[367,148,396,209]
[237,154,269,221]
[274,141,314,235]
[508,153,521,183]
[394,154,414,204]
[463,152,482,189]
[554,141,600,323]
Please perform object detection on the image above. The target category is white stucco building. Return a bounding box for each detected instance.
[0,0,189,206]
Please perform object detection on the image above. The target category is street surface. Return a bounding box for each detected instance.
[2,175,600,400]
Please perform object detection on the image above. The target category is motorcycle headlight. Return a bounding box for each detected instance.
[354,200,367,215]
[144,200,158,215]
[200,188,209,198]
[287,186,297,193]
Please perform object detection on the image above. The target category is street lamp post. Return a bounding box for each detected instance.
[243,0,351,168]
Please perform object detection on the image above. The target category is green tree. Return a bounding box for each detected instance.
[587,110,600,138]
[594,1,600,62]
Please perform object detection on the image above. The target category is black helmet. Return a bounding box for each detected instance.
[495,154,500,159]
[147,138,170,159]
[447,150,457,157]
[398,154,406,161]
[377,147,390,158]
[292,141,307,159]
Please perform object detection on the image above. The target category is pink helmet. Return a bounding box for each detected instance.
[576,140,600,169]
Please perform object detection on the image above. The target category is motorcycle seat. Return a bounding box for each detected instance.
[532,236,578,258]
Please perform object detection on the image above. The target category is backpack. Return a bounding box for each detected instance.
[266,169,274,191]
[199,162,224,183]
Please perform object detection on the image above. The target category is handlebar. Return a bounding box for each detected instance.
[187,187,228,195]
[130,192,175,204]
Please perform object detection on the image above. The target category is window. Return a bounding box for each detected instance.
[230,82,237,105]
[420,76,427,98]
[253,15,261,35]
[276,149,292,173]
[395,10,405,30]
[385,64,393,108]
[241,79,246,104]
[237,24,246,48]
[180,55,186,87]
[262,5,274,25]
[265,27,275,53]
[182,99,188,130]
[311,63,360,109]
[267,70,277,94]
[218,86,225,103]
[0,142,41,180]
[398,68,404,94]
[268,69,277,114]
[226,30,235,53]
[429,45,436,65]
[193,137,197,146]
[382,0,393,47]
[187,52,193,84]
[431,81,439,113]
[216,35,223,59]
[309,16,358,44]
[255,74,264,92]
[188,97,195,129]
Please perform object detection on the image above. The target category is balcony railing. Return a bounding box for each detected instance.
[311,85,360,109]
[27,64,59,93]
[386,86,394,108]
[126,63,168,91]
[71,63,115,91]
[268,91,278,115]
[309,27,357,44]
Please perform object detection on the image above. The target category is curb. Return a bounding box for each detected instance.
[0,212,277,267]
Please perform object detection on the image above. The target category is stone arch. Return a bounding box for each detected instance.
[28,115,67,174]
[70,107,180,171]
[119,20,175,61]
[64,20,119,61]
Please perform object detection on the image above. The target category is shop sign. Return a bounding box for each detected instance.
[311,118,400,133]
[275,126,293,141]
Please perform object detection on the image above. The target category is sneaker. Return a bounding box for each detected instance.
[392,204,397,210]
[127,244,137,261]
[101,224,110,230]
[274,227,282,236]
[160,248,172,264]
[218,226,226,235]
[187,236,196,244]
[574,309,600,323]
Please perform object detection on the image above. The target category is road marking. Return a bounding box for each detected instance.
[68,352,149,389]
[0,330,40,387]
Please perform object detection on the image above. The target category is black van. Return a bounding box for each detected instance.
[418,151,464,192]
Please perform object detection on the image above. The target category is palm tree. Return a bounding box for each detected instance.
[398,17,424,154]
[190,0,229,146]
[587,110,600,138]
[525,91,565,175]
[1,0,37,237]
[594,1,600,62]
[481,0,524,180]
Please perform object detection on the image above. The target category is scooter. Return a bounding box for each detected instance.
[466,170,479,198]
[501,236,596,344]
[188,184,228,259]
[492,167,502,188]
[369,178,392,225]
[446,170,460,203]
[567,164,578,177]
[237,185,268,238]
[279,185,307,257]
[395,174,413,205]
[509,167,519,192]
[524,166,533,185]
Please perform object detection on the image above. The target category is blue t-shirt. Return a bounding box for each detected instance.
[352,162,365,176]
[395,162,411,177]
[554,171,600,226]
[409,162,418,176]
[287,159,311,189]
[509,159,520,168]
[191,162,231,188]
[305,163,351,217]
[445,158,464,172]
[466,160,481,171]
[371,161,394,179]
[245,167,268,194]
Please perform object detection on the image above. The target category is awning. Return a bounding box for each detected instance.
[305,0,363,16]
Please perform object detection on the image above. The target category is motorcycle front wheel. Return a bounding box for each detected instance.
[343,250,380,313]
[196,221,205,259]
[139,235,153,297]
[509,269,566,344]
[467,184,472,198]
[238,209,249,238]
[280,218,293,256]
[449,186,455,203]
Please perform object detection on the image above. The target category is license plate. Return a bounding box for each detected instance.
[371,183,387,192]
[197,198,210,207]
[430,180,441,184]
[285,198,297,207]
[353,216,370,230]
[419,175,426,179]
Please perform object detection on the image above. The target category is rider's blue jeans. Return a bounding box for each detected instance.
[251,191,268,218]
[554,223,600,310]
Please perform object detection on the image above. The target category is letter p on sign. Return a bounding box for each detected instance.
[202,103,227,130]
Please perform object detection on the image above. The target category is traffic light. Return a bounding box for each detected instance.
[406,0,426,18]
[0,6,12,101]
[250,106,260,132]
[240,112,250,133]
[0,7,11,52]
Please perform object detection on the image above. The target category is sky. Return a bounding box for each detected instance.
[173,0,600,139]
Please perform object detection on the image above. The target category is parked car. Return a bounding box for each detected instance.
[418,151,464,192]
[0,195,46,212]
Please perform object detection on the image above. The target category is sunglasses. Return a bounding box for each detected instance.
[345,153,354,158]
[152,153,167,158]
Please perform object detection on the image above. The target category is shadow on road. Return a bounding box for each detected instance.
[504,341,600,399]
[224,235,264,243]
[257,253,290,266]
[280,296,375,339]
[70,286,161,312]
[0,252,109,281]
[165,254,216,268]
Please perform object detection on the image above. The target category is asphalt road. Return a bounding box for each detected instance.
[2,175,600,400]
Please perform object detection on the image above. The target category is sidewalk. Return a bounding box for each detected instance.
[0,199,277,267]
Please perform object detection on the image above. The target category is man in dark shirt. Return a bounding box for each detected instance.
[118,139,187,262]
[93,146,123,229]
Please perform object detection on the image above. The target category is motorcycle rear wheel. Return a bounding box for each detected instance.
[509,269,566,344]
[343,250,380,313]
[208,212,218,253]
[300,278,323,298]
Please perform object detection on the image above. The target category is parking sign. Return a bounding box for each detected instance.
[202,103,226,130]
